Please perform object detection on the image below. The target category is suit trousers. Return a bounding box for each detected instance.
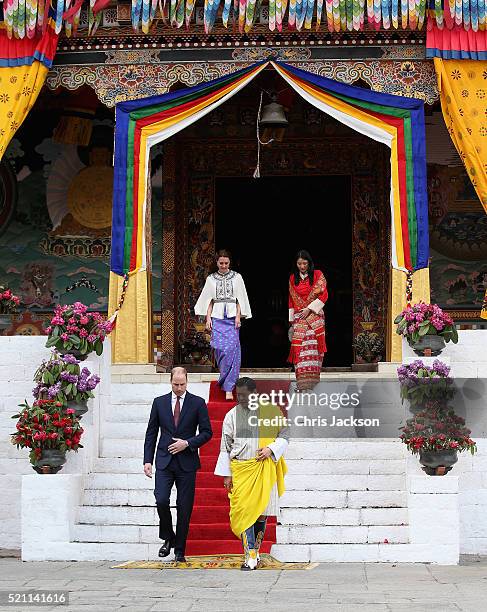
[155,456,196,556]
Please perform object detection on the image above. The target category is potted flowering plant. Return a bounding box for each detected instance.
[11,399,84,474]
[400,408,476,475]
[397,359,455,412]
[394,302,458,356]
[0,285,20,331]
[33,352,100,417]
[45,302,113,360]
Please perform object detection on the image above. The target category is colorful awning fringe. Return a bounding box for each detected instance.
[111,61,428,277]
[2,0,485,36]
[0,23,58,67]
[1,0,108,39]
[426,15,487,59]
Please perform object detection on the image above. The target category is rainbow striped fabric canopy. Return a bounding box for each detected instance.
[111,60,429,276]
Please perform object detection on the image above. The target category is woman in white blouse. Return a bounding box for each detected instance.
[194,250,251,400]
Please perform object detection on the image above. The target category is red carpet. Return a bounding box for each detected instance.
[185,381,277,555]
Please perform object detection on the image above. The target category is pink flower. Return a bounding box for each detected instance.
[79,329,88,338]
[72,302,87,314]
[69,317,76,324]
[87,335,97,343]
[79,316,89,325]
[61,333,69,341]
[45,326,52,334]
[66,408,75,415]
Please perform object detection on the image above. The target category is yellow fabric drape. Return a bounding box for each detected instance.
[228,404,288,538]
[108,271,152,363]
[389,268,431,362]
[433,58,487,212]
[433,60,487,320]
[0,62,48,160]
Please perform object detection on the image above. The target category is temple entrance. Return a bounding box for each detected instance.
[215,176,353,367]
[159,88,392,371]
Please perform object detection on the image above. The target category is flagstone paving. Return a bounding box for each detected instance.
[0,555,486,611]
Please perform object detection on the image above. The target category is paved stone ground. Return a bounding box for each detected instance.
[0,556,486,612]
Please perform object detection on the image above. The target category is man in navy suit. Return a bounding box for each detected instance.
[143,366,212,562]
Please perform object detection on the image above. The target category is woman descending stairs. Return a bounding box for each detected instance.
[185,381,276,555]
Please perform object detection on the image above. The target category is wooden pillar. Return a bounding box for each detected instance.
[388,268,431,362]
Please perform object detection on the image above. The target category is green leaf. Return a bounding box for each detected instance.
[95,341,103,356]
[69,335,81,348]
[418,325,429,337]
[393,314,403,325]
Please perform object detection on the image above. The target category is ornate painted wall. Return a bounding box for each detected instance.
[428,163,487,313]
[0,90,162,337]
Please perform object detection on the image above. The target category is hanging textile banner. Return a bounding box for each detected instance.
[433,57,487,320]
[0,27,58,160]
[433,58,487,213]
[111,60,428,277]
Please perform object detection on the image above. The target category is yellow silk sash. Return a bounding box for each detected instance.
[228,403,288,537]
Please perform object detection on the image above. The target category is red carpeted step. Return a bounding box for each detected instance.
[209,381,234,402]
[200,436,222,455]
[185,381,278,556]
[188,522,276,541]
[199,455,218,472]
[186,539,274,555]
[194,487,230,505]
[190,505,230,523]
[196,471,223,487]
[206,403,234,420]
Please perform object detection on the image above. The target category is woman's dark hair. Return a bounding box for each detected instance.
[293,250,315,285]
[215,249,232,263]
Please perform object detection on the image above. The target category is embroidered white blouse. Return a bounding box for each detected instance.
[194,270,252,320]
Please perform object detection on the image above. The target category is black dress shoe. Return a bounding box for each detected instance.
[158,539,174,558]
[174,554,187,563]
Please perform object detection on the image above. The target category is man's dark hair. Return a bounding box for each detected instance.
[235,377,257,391]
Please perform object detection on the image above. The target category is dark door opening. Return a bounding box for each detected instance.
[215,176,353,368]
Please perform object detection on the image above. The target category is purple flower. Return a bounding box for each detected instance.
[62,354,79,365]
[60,371,79,384]
[47,382,61,399]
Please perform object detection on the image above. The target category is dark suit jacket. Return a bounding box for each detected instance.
[143,391,212,472]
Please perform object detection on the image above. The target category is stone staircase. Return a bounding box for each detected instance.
[67,379,412,561]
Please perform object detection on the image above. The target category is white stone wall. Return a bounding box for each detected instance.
[403,330,487,555]
[3,329,487,559]
[0,336,110,549]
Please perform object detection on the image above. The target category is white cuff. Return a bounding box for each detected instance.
[308,298,325,314]
[214,451,232,476]
[289,308,294,322]
[267,438,288,462]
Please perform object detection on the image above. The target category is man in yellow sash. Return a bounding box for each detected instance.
[214,377,289,570]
